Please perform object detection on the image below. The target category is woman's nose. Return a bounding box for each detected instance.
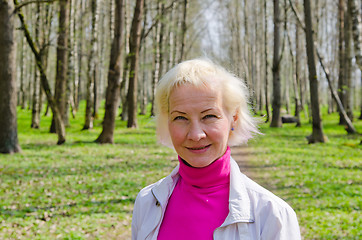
[187,122,206,141]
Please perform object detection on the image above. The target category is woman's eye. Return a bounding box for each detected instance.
[203,114,217,119]
[174,116,187,121]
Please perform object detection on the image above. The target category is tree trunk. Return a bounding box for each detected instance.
[303,0,326,143]
[120,0,130,121]
[294,18,302,126]
[51,0,69,133]
[150,1,163,117]
[348,0,362,70]
[83,0,99,130]
[338,0,347,125]
[127,0,144,128]
[270,0,282,127]
[178,0,188,62]
[0,0,21,154]
[344,2,353,121]
[96,0,124,144]
[15,0,66,144]
[287,31,301,127]
[264,0,270,122]
[31,2,41,129]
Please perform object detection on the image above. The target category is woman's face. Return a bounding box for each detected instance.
[168,83,235,168]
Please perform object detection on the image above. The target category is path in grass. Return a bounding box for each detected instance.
[231,145,255,179]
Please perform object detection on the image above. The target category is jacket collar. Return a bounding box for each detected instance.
[151,165,180,210]
[151,157,254,226]
[220,157,254,227]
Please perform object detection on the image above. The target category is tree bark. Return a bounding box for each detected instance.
[50,0,69,133]
[126,0,144,128]
[150,0,163,117]
[303,0,326,143]
[96,0,124,144]
[270,0,282,127]
[264,0,270,123]
[31,2,41,129]
[178,0,188,62]
[0,0,21,154]
[83,0,99,130]
[287,30,301,127]
[348,0,362,70]
[344,2,353,121]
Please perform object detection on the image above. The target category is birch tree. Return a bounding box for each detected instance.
[83,0,99,130]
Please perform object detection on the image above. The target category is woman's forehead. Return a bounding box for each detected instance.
[168,84,222,110]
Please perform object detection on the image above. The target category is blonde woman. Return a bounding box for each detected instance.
[132,58,301,240]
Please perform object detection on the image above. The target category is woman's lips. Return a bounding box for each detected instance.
[186,144,211,153]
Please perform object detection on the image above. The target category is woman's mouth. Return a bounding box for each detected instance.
[186,144,211,153]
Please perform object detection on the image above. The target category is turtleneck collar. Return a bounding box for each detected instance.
[178,146,231,188]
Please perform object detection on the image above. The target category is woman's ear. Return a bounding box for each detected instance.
[232,110,239,123]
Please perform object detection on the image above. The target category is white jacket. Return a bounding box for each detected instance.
[132,158,301,240]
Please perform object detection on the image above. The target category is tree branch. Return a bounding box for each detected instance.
[15,0,58,11]
[142,0,181,40]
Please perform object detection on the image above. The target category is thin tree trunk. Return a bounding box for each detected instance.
[338,0,348,125]
[348,0,362,70]
[150,1,162,117]
[344,2,353,121]
[20,36,26,109]
[96,0,124,144]
[51,0,69,133]
[0,0,21,153]
[264,0,270,122]
[139,0,147,116]
[83,0,99,130]
[120,0,130,121]
[127,0,144,128]
[15,0,66,144]
[287,31,301,127]
[178,0,188,62]
[31,2,41,129]
[304,0,326,143]
[270,0,282,127]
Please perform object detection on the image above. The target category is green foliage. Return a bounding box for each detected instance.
[0,105,361,239]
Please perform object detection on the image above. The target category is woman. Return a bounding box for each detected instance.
[132,58,301,240]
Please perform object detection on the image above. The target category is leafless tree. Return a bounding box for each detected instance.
[96,0,124,143]
[0,0,21,153]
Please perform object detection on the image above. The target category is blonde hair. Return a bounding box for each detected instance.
[155,58,260,147]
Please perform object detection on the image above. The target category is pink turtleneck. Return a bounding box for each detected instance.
[157,147,231,240]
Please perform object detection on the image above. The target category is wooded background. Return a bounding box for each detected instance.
[0,0,361,153]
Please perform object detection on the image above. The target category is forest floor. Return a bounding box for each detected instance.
[0,106,361,239]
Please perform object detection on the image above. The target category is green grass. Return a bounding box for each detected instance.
[0,105,177,239]
[0,105,361,239]
[248,110,362,239]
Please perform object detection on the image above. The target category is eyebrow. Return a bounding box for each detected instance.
[170,108,216,115]
[170,110,186,115]
[201,108,216,113]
